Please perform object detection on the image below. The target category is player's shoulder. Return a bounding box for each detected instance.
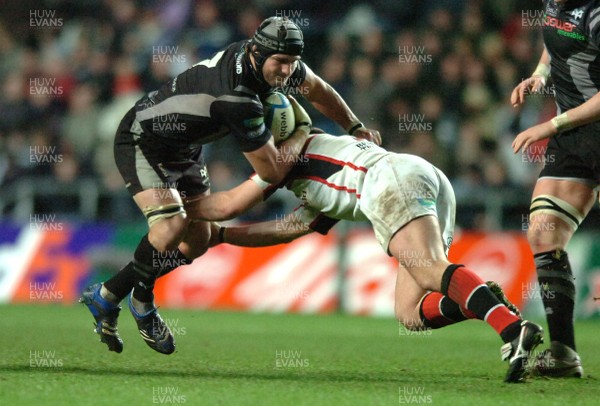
[184,41,243,86]
[190,40,243,70]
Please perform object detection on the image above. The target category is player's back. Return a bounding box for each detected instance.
[285,133,391,221]
[131,40,272,154]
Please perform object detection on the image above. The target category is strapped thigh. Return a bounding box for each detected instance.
[142,203,186,227]
[529,194,584,231]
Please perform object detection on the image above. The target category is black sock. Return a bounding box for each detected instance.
[132,234,160,303]
[103,261,136,301]
[131,234,191,303]
[535,249,576,351]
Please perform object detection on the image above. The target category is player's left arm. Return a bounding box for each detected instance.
[187,179,264,221]
[512,91,600,153]
[211,217,314,247]
[300,64,382,145]
[513,24,600,153]
[209,204,339,248]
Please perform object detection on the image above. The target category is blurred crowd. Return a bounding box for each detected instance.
[0,0,555,225]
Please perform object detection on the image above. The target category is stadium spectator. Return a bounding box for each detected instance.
[0,1,555,229]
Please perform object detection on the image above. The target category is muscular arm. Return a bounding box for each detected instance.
[301,64,359,131]
[186,179,263,221]
[511,48,550,107]
[244,125,308,184]
[512,48,600,152]
[301,65,381,144]
[557,91,600,128]
[216,215,314,247]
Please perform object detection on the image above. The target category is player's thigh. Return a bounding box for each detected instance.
[388,215,451,292]
[394,264,428,326]
[532,178,596,214]
[528,178,596,252]
[133,188,188,251]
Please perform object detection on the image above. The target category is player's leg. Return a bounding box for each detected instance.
[389,215,542,382]
[81,108,190,354]
[98,189,189,308]
[176,190,213,261]
[123,187,190,354]
[80,190,188,354]
[527,178,595,377]
[397,165,510,331]
[395,265,429,330]
[361,154,538,381]
[395,265,480,331]
[388,215,521,336]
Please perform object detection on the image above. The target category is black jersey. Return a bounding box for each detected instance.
[543,0,600,112]
[133,40,307,153]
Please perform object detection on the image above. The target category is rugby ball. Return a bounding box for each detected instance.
[263,92,295,144]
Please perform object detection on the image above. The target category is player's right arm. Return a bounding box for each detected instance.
[511,48,550,107]
[213,95,310,184]
[244,96,311,182]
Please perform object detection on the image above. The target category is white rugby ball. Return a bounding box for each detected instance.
[263,92,295,144]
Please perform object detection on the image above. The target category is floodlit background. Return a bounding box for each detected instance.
[1,1,600,404]
[1,0,598,317]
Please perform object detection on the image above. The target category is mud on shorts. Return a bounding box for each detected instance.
[114,107,210,198]
[359,153,456,255]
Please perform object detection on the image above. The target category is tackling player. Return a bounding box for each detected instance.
[511,0,600,377]
[80,16,381,355]
[189,121,544,383]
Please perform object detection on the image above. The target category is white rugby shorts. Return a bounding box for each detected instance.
[359,154,456,255]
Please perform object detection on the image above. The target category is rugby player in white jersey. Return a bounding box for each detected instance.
[190,105,544,382]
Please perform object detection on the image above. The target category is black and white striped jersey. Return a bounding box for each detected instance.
[132,40,307,153]
[543,0,600,112]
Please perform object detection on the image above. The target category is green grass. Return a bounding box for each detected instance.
[0,305,598,405]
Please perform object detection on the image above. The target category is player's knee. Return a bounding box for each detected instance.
[404,260,449,292]
[527,195,581,252]
[179,220,211,259]
[396,310,424,331]
[179,240,209,260]
[526,216,570,253]
[148,214,188,252]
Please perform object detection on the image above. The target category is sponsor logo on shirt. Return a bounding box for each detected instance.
[545,15,586,41]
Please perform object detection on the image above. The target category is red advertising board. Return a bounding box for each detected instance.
[1,223,580,317]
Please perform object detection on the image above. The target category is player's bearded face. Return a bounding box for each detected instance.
[262,54,299,87]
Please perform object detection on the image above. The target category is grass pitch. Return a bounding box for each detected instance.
[0,304,598,405]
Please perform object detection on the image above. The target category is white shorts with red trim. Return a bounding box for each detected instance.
[359,154,456,255]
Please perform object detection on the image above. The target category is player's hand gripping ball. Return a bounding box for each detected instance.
[262,92,296,143]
